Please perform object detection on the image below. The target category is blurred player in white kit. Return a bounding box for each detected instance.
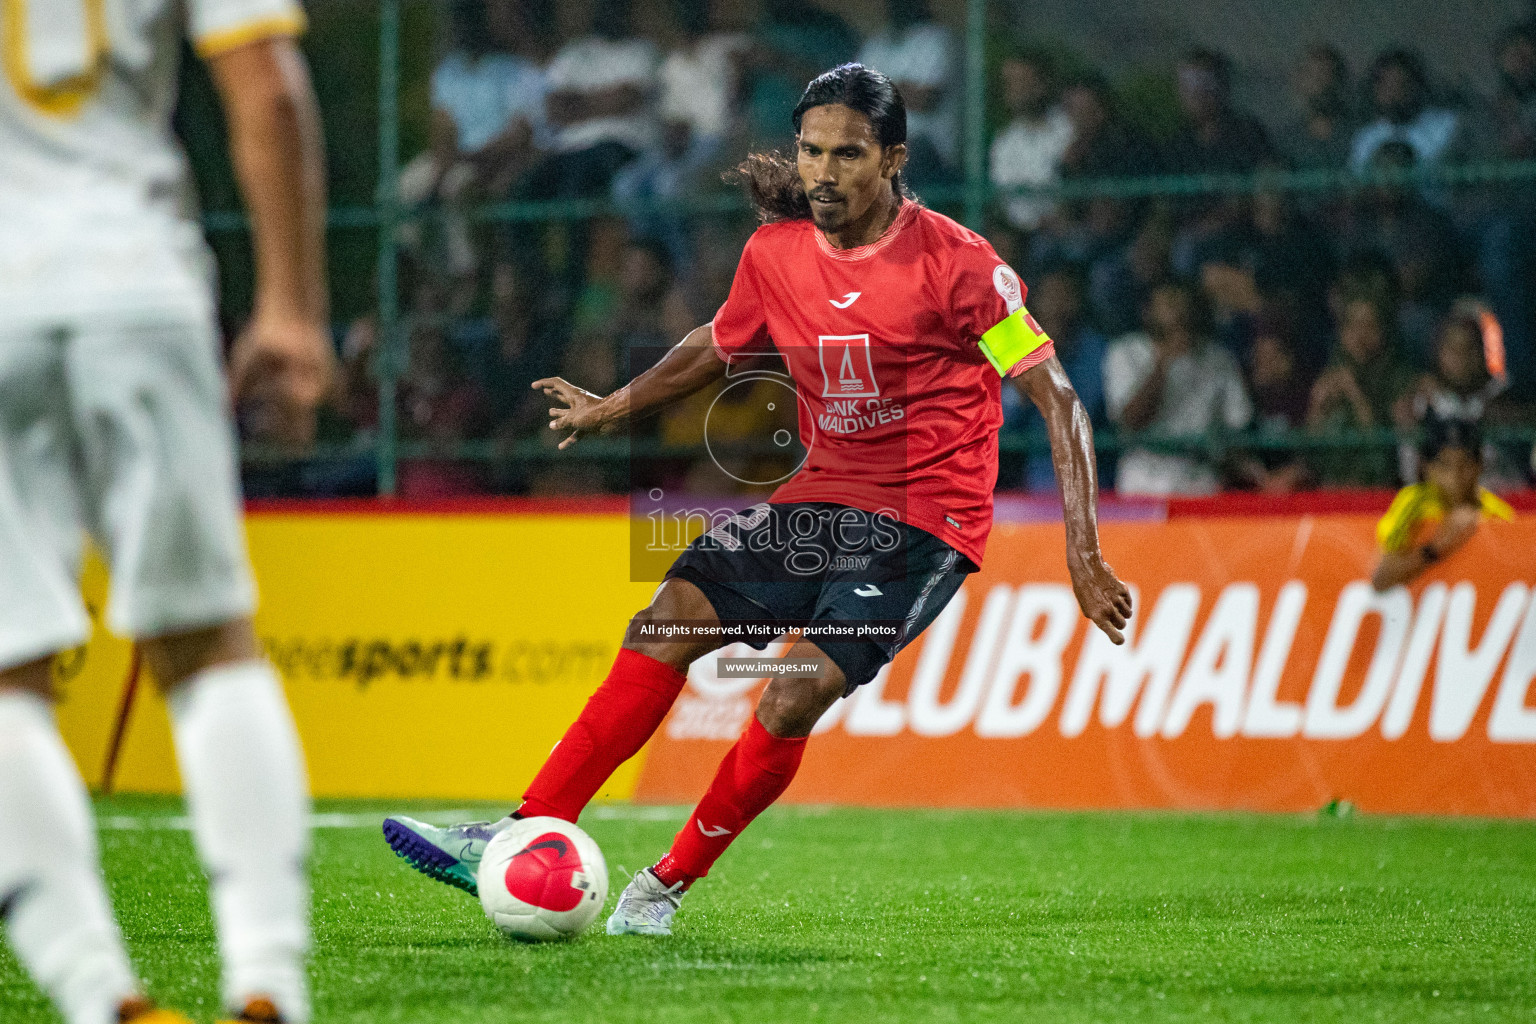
[0,2,331,1022]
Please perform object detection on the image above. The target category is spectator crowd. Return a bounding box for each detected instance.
[247,0,1536,499]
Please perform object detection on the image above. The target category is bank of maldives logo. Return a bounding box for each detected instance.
[818,334,879,398]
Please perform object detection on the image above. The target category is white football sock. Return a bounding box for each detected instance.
[0,690,139,1024]
[167,661,311,1023]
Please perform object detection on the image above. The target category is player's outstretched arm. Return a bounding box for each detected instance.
[1017,356,1133,644]
[207,35,334,442]
[1370,504,1481,592]
[534,323,730,449]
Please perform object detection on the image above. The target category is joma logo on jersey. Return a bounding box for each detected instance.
[818,334,879,399]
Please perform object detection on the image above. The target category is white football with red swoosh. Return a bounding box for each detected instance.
[476,817,608,941]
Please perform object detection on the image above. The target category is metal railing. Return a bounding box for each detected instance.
[239,425,1536,476]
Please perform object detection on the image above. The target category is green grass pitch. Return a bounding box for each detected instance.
[2,798,1533,1023]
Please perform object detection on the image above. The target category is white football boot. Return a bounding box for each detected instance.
[605,868,687,936]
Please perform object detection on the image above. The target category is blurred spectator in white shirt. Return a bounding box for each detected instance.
[990,53,1073,231]
[613,1,747,274]
[1105,279,1253,495]
[858,0,958,180]
[398,0,547,282]
[542,1,659,160]
[658,0,747,146]
[1350,49,1462,172]
[512,0,658,301]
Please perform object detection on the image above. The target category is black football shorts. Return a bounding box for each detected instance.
[665,501,974,692]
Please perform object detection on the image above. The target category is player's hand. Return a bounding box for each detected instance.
[532,377,609,450]
[229,313,336,445]
[1431,504,1481,557]
[1069,554,1133,645]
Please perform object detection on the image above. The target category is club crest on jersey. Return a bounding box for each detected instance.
[818,334,880,398]
[992,265,1024,313]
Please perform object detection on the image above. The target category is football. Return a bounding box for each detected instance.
[476,817,609,941]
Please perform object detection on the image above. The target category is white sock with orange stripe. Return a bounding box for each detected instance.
[0,690,140,1024]
[167,661,310,1024]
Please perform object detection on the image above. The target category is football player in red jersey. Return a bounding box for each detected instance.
[383,64,1132,935]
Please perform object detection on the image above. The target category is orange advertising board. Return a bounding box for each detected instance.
[634,515,1536,816]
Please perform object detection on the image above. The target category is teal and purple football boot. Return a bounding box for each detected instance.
[381,814,514,896]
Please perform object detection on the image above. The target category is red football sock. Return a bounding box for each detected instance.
[657,717,807,884]
[518,649,687,821]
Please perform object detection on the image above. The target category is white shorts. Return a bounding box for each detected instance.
[0,302,256,670]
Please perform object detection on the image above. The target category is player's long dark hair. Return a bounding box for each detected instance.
[734,63,912,223]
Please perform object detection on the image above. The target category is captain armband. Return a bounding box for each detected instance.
[978,307,1052,376]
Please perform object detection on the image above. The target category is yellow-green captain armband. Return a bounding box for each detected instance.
[978,307,1052,375]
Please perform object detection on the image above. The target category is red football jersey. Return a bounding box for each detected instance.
[711,202,1054,567]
